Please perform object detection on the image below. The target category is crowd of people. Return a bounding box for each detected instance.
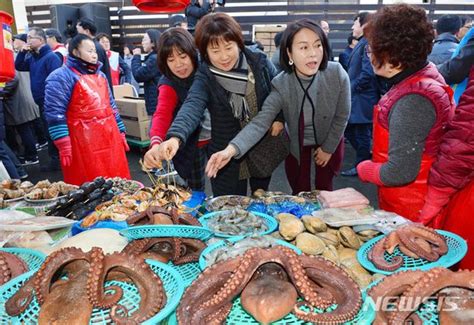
[0,4,473,265]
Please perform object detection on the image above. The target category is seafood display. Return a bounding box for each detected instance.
[206,195,253,211]
[318,188,370,209]
[108,177,143,195]
[24,180,78,201]
[368,268,474,324]
[5,247,166,324]
[79,190,152,227]
[204,235,283,267]
[45,177,115,220]
[368,224,448,271]
[274,213,380,288]
[0,251,28,285]
[122,237,206,265]
[205,208,268,236]
[126,206,201,226]
[0,180,77,204]
[149,183,191,210]
[297,190,320,202]
[178,246,362,324]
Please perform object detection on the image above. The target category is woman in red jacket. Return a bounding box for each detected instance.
[420,67,474,269]
[143,28,209,191]
[356,4,455,222]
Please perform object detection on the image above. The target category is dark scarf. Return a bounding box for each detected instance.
[378,61,429,91]
[69,54,100,74]
[210,51,253,122]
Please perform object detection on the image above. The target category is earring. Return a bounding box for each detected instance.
[289,59,294,65]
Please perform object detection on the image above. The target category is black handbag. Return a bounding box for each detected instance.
[246,131,290,178]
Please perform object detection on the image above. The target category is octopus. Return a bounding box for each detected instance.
[0,251,28,285]
[177,246,362,324]
[122,237,206,265]
[126,206,201,226]
[368,225,448,271]
[368,268,474,325]
[5,247,166,325]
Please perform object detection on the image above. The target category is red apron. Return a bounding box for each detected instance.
[107,50,120,86]
[62,69,130,185]
[372,106,435,222]
[434,181,474,269]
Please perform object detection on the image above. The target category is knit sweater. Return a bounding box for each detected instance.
[380,94,435,186]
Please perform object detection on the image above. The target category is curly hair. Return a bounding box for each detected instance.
[365,3,434,70]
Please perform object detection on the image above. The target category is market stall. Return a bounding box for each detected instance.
[0,178,470,324]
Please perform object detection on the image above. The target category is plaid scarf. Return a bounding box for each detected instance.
[209,53,252,122]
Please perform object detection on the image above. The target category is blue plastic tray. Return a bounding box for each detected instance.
[0,248,46,274]
[72,220,129,236]
[171,262,201,287]
[198,211,277,238]
[357,230,467,275]
[166,293,374,325]
[199,237,302,270]
[0,259,184,324]
[182,191,206,216]
[120,225,213,241]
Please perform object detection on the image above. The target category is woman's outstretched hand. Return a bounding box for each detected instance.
[206,145,238,178]
[158,137,180,161]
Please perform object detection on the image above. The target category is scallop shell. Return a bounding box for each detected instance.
[295,232,326,255]
[337,226,361,249]
[315,232,340,247]
[301,215,327,233]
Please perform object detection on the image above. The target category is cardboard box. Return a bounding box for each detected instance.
[123,119,150,141]
[113,84,136,99]
[116,97,149,122]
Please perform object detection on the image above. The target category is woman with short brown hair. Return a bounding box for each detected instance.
[356,3,455,221]
[155,13,286,196]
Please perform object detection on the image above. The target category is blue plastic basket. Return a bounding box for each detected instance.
[166,293,374,325]
[0,259,184,324]
[357,230,467,275]
[120,225,213,241]
[199,238,302,270]
[0,248,46,275]
[198,211,278,238]
[171,262,201,287]
[365,276,439,324]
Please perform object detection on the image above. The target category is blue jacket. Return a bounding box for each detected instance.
[44,56,125,141]
[338,46,353,71]
[15,45,62,106]
[131,52,161,115]
[428,33,459,65]
[347,37,380,124]
[185,0,212,30]
[0,90,5,141]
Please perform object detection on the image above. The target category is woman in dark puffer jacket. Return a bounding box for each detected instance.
[131,29,162,115]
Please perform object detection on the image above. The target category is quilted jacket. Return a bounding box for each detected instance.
[428,66,474,191]
[44,55,125,141]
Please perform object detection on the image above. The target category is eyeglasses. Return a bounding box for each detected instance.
[27,35,41,40]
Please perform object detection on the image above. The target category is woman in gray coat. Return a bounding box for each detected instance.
[206,19,350,193]
[3,70,40,164]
